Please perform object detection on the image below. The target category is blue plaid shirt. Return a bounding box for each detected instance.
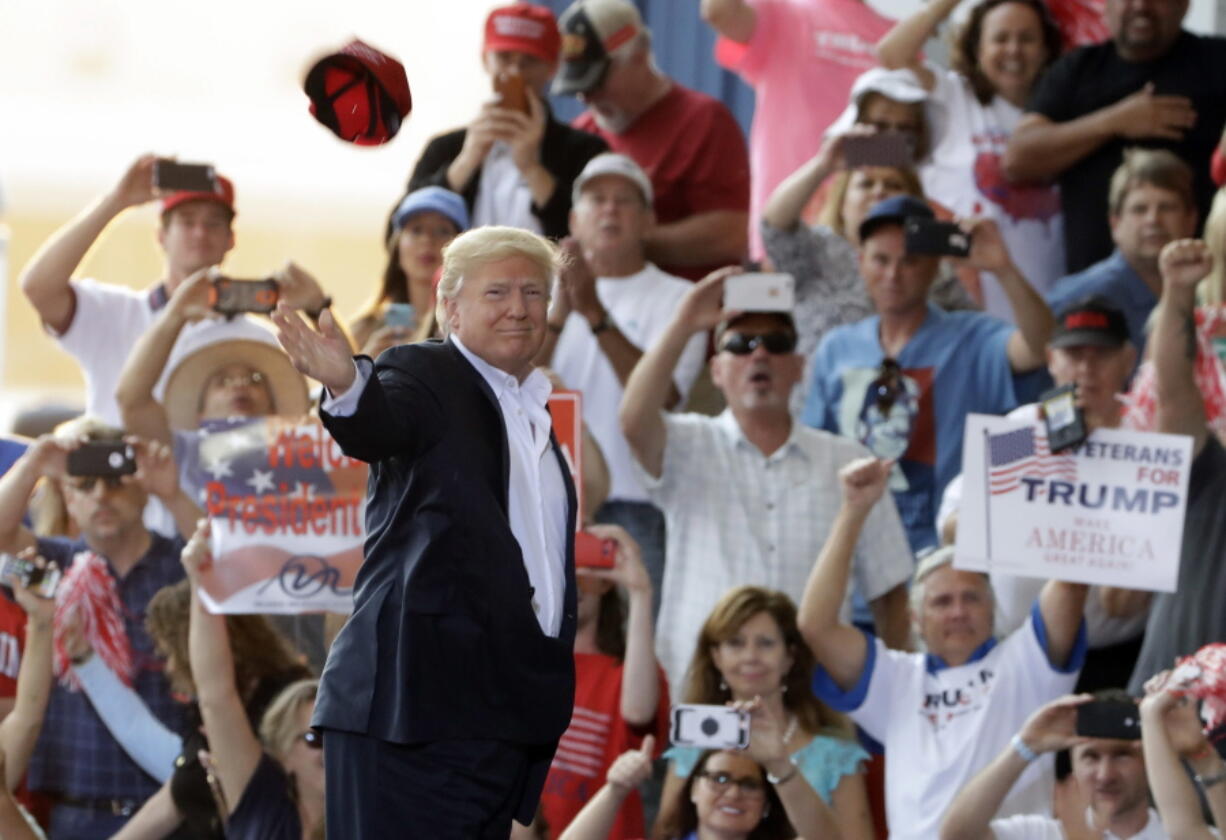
[28,534,186,800]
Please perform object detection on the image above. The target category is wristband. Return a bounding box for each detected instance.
[766,759,799,786]
[1195,765,1226,790]
[1011,734,1039,763]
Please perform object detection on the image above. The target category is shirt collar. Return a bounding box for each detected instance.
[713,409,809,462]
[1086,806,1161,839]
[925,635,998,674]
[450,334,550,408]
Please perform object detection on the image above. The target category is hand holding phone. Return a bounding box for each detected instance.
[0,554,61,599]
[724,273,796,313]
[1075,699,1141,740]
[1039,384,1087,453]
[842,133,914,169]
[66,441,137,478]
[671,704,750,749]
[575,531,617,570]
[384,303,416,329]
[209,277,280,316]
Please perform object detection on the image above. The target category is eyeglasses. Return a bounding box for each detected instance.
[719,331,797,356]
[66,475,126,493]
[300,729,322,750]
[698,770,767,798]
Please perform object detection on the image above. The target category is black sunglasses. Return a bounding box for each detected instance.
[719,331,797,356]
[301,729,322,750]
[66,475,126,493]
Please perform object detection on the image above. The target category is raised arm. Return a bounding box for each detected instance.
[875,0,959,85]
[797,458,888,690]
[1139,685,1221,840]
[619,269,731,478]
[940,694,1090,840]
[1036,579,1088,669]
[130,437,201,541]
[700,0,757,44]
[558,737,655,840]
[116,270,214,446]
[19,155,160,334]
[0,438,71,557]
[762,131,860,234]
[962,218,1054,372]
[1152,239,1212,456]
[0,573,57,790]
[183,520,263,814]
[1003,86,1196,184]
[582,524,658,726]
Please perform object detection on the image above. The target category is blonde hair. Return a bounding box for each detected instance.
[259,679,319,762]
[1199,188,1226,307]
[818,167,925,240]
[434,226,562,333]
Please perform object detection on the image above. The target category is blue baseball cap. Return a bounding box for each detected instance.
[391,186,469,233]
[858,194,933,243]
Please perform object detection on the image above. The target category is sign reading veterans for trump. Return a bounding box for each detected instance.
[954,414,1192,592]
[197,416,368,615]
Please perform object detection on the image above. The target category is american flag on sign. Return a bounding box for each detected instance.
[987,427,1077,495]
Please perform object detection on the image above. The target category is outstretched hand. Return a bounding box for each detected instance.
[272,302,355,394]
[839,457,892,514]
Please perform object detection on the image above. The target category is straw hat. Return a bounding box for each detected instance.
[163,338,309,431]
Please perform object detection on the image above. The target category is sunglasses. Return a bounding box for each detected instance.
[66,475,127,493]
[719,331,797,356]
[301,729,323,750]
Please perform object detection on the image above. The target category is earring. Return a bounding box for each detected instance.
[761,802,771,820]
[719,679,728,693]
[781,684,789,694]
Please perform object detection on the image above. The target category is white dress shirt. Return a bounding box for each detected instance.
[472,141,542,234]
[323,338,569,636]
[991,807,1175,839]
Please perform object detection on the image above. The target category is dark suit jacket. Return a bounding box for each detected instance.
[314,340,577,753]
[404,108,608,240]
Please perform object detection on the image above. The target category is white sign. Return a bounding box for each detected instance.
[954,414,1192,592]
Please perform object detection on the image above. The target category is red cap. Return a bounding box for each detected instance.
[304,39,411,146]
[484,3,561,64]
[161,175,236,217]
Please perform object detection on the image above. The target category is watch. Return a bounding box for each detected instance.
[766,759,798,786]
[589,313,613,335]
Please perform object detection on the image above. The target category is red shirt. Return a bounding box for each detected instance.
[574,84,750,280]
[541,652,669,839]
[0,593,25,697]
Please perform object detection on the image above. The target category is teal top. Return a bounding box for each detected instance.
[664,734,868,804]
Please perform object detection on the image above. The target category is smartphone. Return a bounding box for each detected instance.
[154,160,219,194]
[66,441,137,477]
[843,133,914,169]
[209,277,280,316]
[724,273,796,313]
[494,72,529,114]
[0,554,61,599]
[385,303,416,329]
[904,218,972,257]
[1076,700,1141,740]
[1039,383,1087,453]
[574,531,617,570]
[670,704,750,750]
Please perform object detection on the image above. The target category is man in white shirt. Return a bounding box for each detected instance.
[272,226,578,837]
[942,692,1169,840]
[536,153,706,611]
[799,457,1089,840]
[18,155,326,425]
[620,270,912,691]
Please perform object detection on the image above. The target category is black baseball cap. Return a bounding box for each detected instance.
[553,0,644,96]
[858,194,933,243]
[1050,297,1131,349]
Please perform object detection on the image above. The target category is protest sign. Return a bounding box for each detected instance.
[194,416,367,614]
[954,413,1192,592]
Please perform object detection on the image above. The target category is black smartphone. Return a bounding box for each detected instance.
[1040,383,1087,453]
[154,160,219,193]
[0,554,61,599]
[209,277,280,316]
[843,133,914,169]
[66,441,137,477]
[904,218,972,257]
[1075,700,1141,740]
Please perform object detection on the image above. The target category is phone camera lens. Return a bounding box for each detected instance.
[700,716,719,737]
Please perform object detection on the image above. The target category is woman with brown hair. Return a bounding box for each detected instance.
[655,585,873,839]
[108,578,310,839]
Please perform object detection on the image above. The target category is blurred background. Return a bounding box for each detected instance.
[1,0,1222,429]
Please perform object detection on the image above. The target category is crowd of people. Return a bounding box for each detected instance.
[0,0,1225,836]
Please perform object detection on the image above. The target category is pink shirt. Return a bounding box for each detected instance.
[717,0,894,258]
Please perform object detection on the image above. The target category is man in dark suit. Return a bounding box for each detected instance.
[272,225,577,837]
[402,2,608,240]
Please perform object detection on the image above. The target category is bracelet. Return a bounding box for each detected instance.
[765,759,799,786]
[1195,764,1226,790]
[1011,734,1039,763]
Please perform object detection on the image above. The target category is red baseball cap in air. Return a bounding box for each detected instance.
[304,39,412,146]
[484,4,562,65]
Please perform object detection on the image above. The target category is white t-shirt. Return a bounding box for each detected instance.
[814,609,1085,840]
[472,142,542,234]
[937,404,1150,648]
[551,263,706,503]
[54,278,277,426]
[921,67,1066,321]
[991,808,1172,839]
